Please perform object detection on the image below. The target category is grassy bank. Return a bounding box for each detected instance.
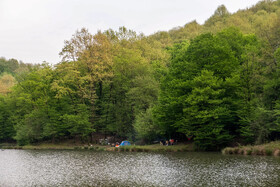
[108,144,194,152]
[0,142,194,152]
[0,143,76,150]
[222,141,280,156]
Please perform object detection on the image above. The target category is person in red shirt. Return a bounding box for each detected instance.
[170,139,174,145]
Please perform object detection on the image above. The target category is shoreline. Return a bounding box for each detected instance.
[3,141,280,156]
[222,141,280,156]
[0,143,195,153]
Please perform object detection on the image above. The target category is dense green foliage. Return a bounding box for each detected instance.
[1,0,280,150]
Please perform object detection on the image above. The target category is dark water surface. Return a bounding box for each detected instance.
[0,150,280,186]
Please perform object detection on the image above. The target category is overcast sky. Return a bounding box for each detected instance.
[0,0,261,64]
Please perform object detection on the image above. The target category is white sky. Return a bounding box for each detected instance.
[0,0,261,64]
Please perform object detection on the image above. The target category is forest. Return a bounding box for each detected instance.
[1,0,280,150]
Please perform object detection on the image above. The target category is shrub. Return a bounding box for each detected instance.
[98,147,105,151]
[265,149,273,156]
[274,149,280,156]
[222,148,228,154]
[247,149,252,155]
[228,148,234,155]
[253,148,264,155]
[233,148,239,154]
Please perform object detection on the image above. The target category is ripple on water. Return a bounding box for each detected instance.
[0,150,280,186]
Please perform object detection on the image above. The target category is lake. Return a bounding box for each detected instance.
[0,150,280,186]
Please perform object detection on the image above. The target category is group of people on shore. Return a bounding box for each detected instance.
[160,139,175,146]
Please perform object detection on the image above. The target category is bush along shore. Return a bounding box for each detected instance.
[0,143,194,153]
[222,141,280,156]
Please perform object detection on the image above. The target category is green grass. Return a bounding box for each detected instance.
[1,142,194,153]
[110,144,194,152]
[22,143,77,150]
[222,141,280,156]
[247,149,252,155]
[265,149,273,156]
[1,142,98,150]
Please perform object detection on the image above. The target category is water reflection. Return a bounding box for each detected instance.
[0,150,280,186]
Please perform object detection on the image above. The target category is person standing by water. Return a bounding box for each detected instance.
[166,140,169,146]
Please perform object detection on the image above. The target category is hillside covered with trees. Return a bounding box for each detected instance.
[1,0,280,150]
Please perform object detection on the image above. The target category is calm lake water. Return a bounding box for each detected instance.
[0,150,280,187]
